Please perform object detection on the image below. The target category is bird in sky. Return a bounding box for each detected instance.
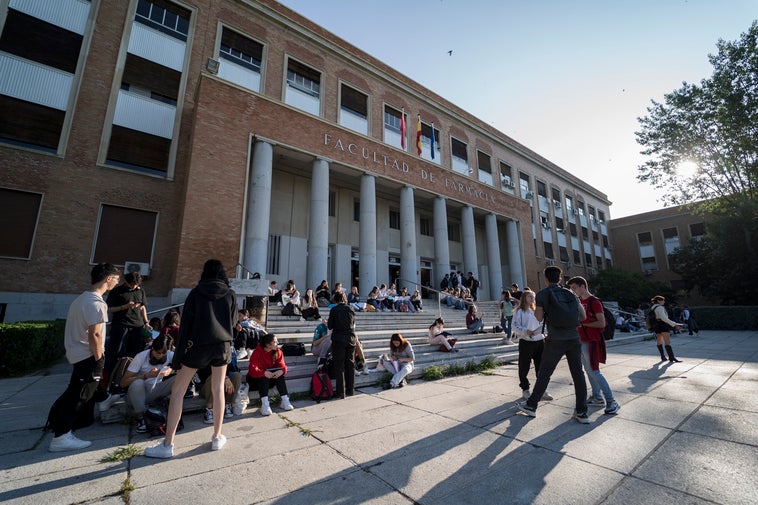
[447,50,453,56]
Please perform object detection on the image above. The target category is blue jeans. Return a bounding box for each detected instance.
[500,315,513,340]
[527,338,587,413]
[581,341,615,403]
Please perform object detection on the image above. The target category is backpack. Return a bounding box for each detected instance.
[310,367,333,403]
[398,302,409,312]
[143,407,167,437]
[281,302,302,316]
[281,342,306,356]
[587,296,615,341]
[109,356,133,395]
[645,308,657,331]
[545,285,580,329]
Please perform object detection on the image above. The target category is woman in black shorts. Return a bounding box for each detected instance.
[145,259,237,458]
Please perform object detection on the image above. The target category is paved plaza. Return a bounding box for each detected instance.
[1,331,756,505]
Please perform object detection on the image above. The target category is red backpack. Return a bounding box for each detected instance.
[310,367,333,403]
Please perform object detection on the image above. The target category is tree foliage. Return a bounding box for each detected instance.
[636,21,758,217]
[588,267,674,311]
[636,22,758,304]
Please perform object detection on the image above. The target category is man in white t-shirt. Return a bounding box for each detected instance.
[48,263,121,452]
[119,334,175,433]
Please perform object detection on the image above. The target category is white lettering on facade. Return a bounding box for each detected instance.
[324,132,496,206]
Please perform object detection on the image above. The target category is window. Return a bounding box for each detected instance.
[389,210,400,230]
[662,227,680,255]
[448,223,461,242]
[573,249,581,265]
[285,58,321,115]
[420,217,431,236]
[555,217,565,233]
[565,195,575,215]
[690,222,706,239]
[328,191,335,217]
[135,0,190,41]
[585,253,593,267]
[353,199,360,222]
[598,210,606,223]
[519,172,531,199]
[569,222,578,237]
[0,188,43,259]
[451,138,468,175]
[592,230,599,241]
[339,84,368,135]
[559,246,570,262]
[544,241,554,259]
[92,205,158,265]
[588,204,596,220]
[477,151,493,186]
[582,226,589,239]
[536,180,547,198]
[596,255,603,268]
[576,201,585,216]
[267,234,280,275]
[419,122,440,162]
[637,231,658,272]
[218,28,263,92]
[500,162,514,192]
[552,188,562,209]
[383,105,405,151]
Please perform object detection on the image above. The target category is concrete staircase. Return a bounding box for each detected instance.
[256,299,518,394]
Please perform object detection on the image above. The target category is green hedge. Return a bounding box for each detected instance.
[0,320,66,377]
[690,306,758,330]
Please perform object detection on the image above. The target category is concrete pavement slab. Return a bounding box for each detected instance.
[604,476,714,505]
[705,386,757,413]
[613,395,700,429]
[439,446,625,505]
[633,431,758,504]
[679,404,758,445]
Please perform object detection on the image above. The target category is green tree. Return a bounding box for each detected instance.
[636,22,758,303]
[588,267,674,310]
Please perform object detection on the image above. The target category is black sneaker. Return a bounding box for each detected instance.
[135,418,147,433]
[573,411,590,424]
[516,401,536,417]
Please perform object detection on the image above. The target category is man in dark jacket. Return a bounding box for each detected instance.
[327,291,356,399]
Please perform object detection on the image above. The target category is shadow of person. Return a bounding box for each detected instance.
[627,361,674,393]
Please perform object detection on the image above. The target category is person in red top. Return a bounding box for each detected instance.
[246,333,294,416]
[567,276,620,415]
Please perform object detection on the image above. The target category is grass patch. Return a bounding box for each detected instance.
[279,414,313,436]
[421,356,499,381]
[119,477,136,503]
[100,444,142,463]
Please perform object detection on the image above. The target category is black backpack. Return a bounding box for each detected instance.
[645,308,657,331]
[587,296,615,341]
[545,285,580,329]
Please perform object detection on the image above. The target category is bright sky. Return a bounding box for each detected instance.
[277,0,756,218]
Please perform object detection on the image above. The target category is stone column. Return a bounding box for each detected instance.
[461,205,478,277]
[359,174,377,296]
[433,196,450,288]
[243,139,273,276]
[507,219,524,287]
[307,158,329,291]
[485,213,503,301]
[399,186,417,291]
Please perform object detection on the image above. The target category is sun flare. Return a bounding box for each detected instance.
[676,160,699,179]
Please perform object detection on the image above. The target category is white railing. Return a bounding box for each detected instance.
[285,84,320,116]
[128,21,185,72]
[10,0,90,35]
[218,59,261,93]
[0,53,71,110]
[339,107,368,135]
[113,89,176,139]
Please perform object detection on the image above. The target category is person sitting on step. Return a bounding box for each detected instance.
[246,333,294,416]
[378,333,415,389]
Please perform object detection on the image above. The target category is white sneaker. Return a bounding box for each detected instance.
[281,396,294,411]
[224,404,233,418]
[211,434,227,451]
[522,389,531,400]
[541,391,554,401]
[236,348,248,360]
[260,399,272,416]
[98,393,124,413]
[49,431,92,452]
[203,408,214,424]
[144,439,174,459]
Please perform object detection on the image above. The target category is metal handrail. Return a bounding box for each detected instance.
[393,277,442,318]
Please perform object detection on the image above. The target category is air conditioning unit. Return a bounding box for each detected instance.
[206,57,220,74]
[545,259,556,266]
[556,228,565,234]
[124,261,151,276]
[571,209,579,216]
[554,201,562,209]
[525,191,534,199]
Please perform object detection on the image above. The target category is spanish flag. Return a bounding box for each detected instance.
[416,115,422,155]
[400,109,406,149]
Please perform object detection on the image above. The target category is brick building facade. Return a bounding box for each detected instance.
[0,0,612,321]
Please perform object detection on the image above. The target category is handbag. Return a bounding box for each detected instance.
[233,382,250,415]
